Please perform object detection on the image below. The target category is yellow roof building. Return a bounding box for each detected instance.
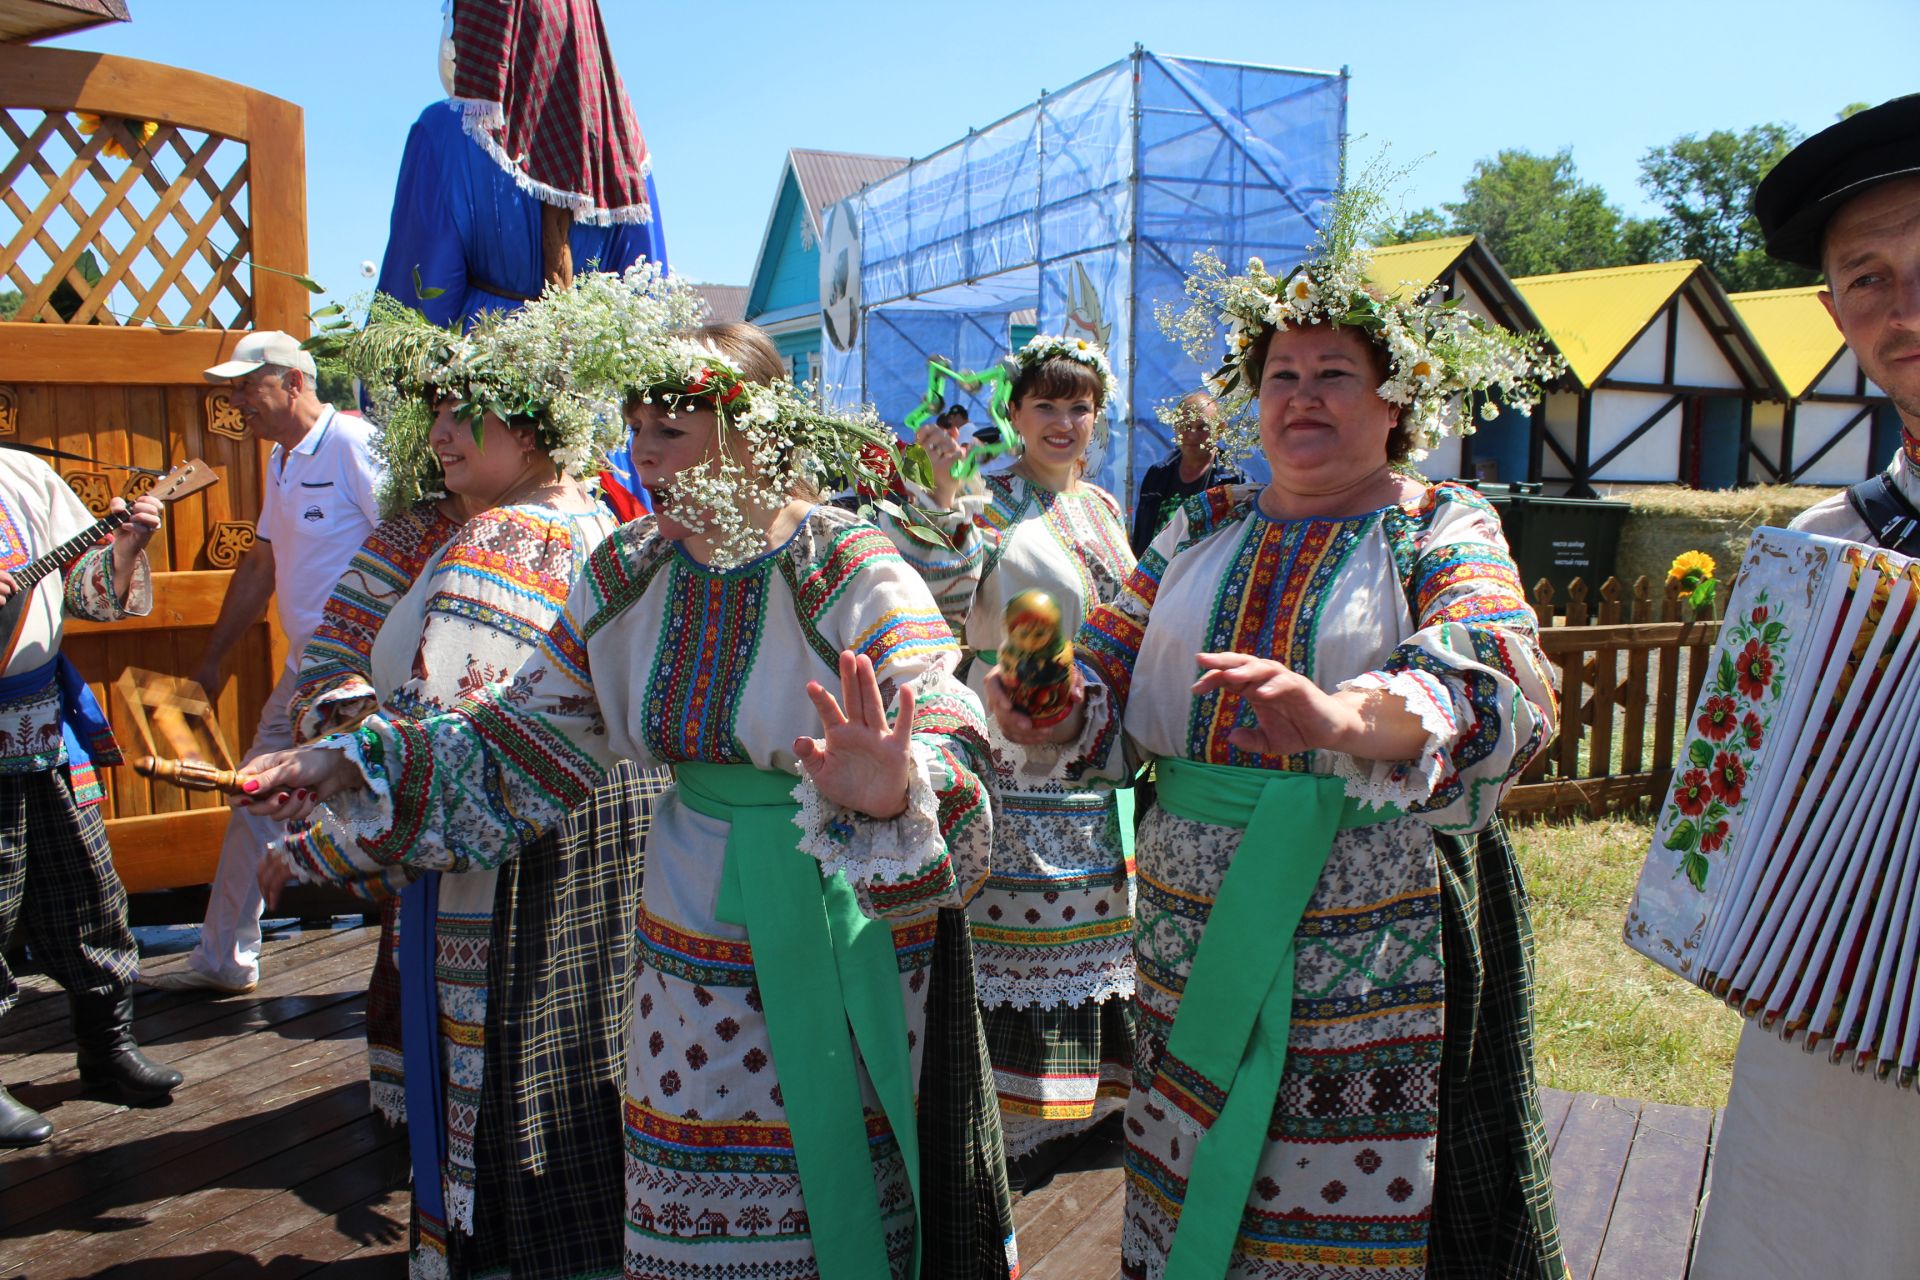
[1726,286,1846,399]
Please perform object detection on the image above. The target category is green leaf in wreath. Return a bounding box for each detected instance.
[1763,621,1785,644]
[1706,800,1729,822]
[1716,651,1737,694]
[1687,738,1714,769]
[412,265,447,301]
[1682,850,1710,890]
[1666,819,1700,853]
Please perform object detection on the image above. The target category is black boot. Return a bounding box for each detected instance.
[0,1084,52,1146]
[68,990,182,1103]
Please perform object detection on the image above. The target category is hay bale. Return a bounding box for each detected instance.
[1610,484,1840,589]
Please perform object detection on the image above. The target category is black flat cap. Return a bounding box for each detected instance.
[1753,95,1920,270]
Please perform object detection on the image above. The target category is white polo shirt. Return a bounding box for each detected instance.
[257,405,382,663]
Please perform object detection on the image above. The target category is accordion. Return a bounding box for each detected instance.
[1626,527,1920,1089]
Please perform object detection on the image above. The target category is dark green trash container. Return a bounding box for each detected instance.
[1467,482,1629,598]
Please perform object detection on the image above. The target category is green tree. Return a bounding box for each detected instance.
[1379,204,1453,245]
[1447,149,1636,276]
[1636,124,1815,292]
[1378,149,1637,276]
[0,289,20,321]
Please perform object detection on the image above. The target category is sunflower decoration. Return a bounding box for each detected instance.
[1668,550,1718,611]
[76,113,159,161]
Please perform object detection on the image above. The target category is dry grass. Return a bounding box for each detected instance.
[1609,483,1839,522]
[1512,813,1741,1108]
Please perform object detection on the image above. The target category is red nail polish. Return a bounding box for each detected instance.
[275,793,289,804]
[242,779,260,794]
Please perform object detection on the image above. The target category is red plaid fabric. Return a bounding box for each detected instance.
[451,0,653,223]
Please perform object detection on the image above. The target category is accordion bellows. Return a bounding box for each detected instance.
[1627,527,1920,1091]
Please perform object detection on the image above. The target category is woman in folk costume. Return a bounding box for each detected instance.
[988,181,1570,1280]
[244,320,1019,1280]
[888,336,1137,1170]
[264,269,694,1279]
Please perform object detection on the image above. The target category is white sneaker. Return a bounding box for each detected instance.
[142,968,257,996]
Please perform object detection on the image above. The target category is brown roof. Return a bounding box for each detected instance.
[788,148,907,237]
[0,0,129,43]
[695,284,749,325]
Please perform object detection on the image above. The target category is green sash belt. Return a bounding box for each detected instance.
[1150,757,1403,1280]
[674,763,921,1280]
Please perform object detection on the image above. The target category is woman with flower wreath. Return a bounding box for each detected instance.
[985,183,1568,1279]
[259,276,689,1279]
[239,318,1015,1280]
[884,334,1138,1175]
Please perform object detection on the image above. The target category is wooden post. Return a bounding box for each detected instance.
[541,203,574,289]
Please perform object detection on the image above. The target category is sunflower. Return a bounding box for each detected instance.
[1668,550,1717,584]
[76,112,159,161]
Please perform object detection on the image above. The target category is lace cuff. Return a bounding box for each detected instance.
[1331,669,1457,810]
[792,740,947,916]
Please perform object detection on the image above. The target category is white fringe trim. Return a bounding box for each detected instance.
[975,965,1134,1011]
[369,1079,408,1126]
[1331,669,1457,810]
[448,98,654,226]
[446,1179,476,1235]
[409,1242,451,1280]
[792,741,944,892]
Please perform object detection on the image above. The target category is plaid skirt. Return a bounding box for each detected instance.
[1427,817,1568,1280]
[919,906,1020,1280]
[427,761,662,1279]
[981,995,1133,1158]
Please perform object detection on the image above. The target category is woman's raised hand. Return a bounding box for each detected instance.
[982,666,1086,746]
[913,423,968,510]
[794,650,916,820]
[233,745,364,823]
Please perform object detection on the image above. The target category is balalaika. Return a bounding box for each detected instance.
[1626,527,1920,1091]
[0,459,219,666]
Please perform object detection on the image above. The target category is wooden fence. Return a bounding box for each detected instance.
[1503,575,1719,821]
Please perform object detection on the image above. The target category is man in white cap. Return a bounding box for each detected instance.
[1690,94,1920,1280]
[144,331,380,994]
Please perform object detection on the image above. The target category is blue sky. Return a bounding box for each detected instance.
[48,0,1914,311]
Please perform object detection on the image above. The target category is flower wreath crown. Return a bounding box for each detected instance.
[626,335,913,569]
[1157,177,1564,464]
[1013,332,1120,408]
[336,263,706,514]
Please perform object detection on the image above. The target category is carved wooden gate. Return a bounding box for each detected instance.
[0,44,307,891]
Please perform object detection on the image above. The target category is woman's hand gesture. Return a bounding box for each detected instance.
[1193,652,1431,761]
[794,650,916,820]
[1192,652,1350,757]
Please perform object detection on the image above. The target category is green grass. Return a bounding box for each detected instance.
[1513,813,1741,1108]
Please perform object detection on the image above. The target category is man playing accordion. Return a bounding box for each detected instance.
[1690,93,1920,1280]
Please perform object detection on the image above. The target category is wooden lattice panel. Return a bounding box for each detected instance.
[0,108,252,329]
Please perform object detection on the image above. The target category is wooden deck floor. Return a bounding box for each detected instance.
[0,925,1718,1278]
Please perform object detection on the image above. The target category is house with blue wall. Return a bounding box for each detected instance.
[744,148,906,384]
